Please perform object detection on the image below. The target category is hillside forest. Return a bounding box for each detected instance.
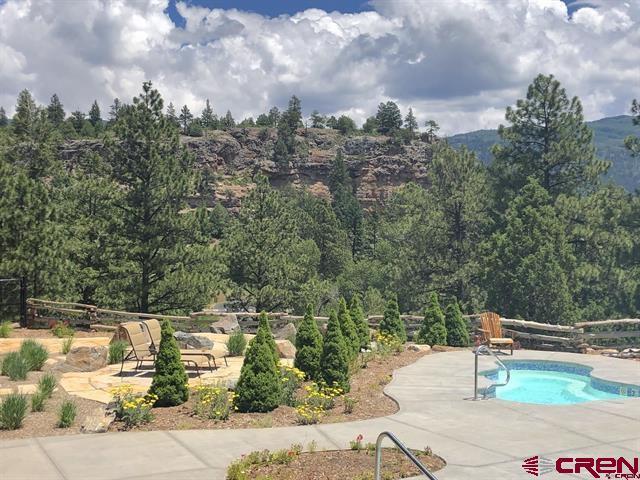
[0,74,639,325]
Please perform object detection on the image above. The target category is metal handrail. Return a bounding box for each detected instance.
[473,345,511,400]
[374,431,439,480]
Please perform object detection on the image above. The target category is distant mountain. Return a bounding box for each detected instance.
[447,115,639,192]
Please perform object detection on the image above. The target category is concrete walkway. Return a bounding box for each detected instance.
[1,350,638,480]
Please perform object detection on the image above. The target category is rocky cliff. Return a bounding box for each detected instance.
[59,127,436,210]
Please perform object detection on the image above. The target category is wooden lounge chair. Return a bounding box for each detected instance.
[479,312,514,355]
[119,322,156,375]
[141,319,227,373]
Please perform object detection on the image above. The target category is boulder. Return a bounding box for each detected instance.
[65,346,108,372]
[174,331,214,350]
[80,407,115,434]
[275,339,296,359]
[408,344,431,353]
[600,349,619,356]
[274,323,297,340]
[210,314,240,334]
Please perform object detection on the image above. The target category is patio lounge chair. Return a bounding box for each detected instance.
[141,319,228,373]
[479,312,514,355]
[119,322,156,375]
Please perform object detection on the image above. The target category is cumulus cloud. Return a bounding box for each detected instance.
[0,0,638,134]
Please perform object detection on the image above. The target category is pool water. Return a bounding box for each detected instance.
[482,361,640,405]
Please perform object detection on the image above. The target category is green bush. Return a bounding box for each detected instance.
[226,330,247,356]
[62,337,74,355]
[51,322,74,338]
[417,292,447,346]
[337,298,359,359]
[108,340,128,365]
[57,400,76,428]
[0,393,28,429]
[445,299,469,347]
[349,295,370,350]
[31,391,46,412]
[37,373,57,398]
[235,323,283,412]
[1,352,29,380]
[148,320,189,407]
[294,305,323,381]
[379,296,407,343]
[320,311,350,392]
[19,340,49,371]
[0,321,13,338]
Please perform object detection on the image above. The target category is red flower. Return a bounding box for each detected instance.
[356,434,363,442]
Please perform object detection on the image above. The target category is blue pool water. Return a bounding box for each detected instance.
[483,361,639,405]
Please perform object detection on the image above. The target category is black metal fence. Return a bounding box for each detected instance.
[0,278,27,327]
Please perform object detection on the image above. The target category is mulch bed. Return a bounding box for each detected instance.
[112,347,437,432]
[239,448,445,480]
[0,368,104,440]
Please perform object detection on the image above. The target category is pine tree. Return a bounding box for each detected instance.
[321,311,350,392]
[294,305,323,380]
[404,107,418,138]
[444,299,468,347]
[424,120,439,142]
[417,292,447,345]
[88,100,101,127]
[179,105,193,134]
[12,89,38,139]
[165,102,178,127]
[148,320,189,406]
[337,297,359,359]
[0,107,7,127]
[329,150,364,258]
[109,98,122,122]
[379,297,406,342]
[349,294,369,350]
[47,94,65,126]
[310,110,325,128]
[106,81,218,313]
[362,116,378,134]
[223,175,319,311]
[492,74,608,206]
[201,99,218,129]
[486,177,577,324]
[70,110,85,133]
[235,315,282,412]
[220,110,235,130]
[268,106,280,127]
[375,101,402,135]
[336,115,356,135]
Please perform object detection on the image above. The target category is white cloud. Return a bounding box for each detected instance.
[0,0,638,134]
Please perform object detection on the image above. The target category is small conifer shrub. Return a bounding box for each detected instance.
[148,320,189,407]
[445,299,469,347]
[378,296,407,343]
[417,292,447,346]
[320,311,350,392]
[294,305,323,380]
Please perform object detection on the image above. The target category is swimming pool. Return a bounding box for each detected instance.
[482,360,640,405]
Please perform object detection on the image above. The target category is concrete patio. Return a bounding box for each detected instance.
[1,350,638,480]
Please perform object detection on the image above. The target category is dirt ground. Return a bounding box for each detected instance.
[240,447,446,480]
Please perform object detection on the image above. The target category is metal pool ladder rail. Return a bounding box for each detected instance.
[374,431,439,480]
[473,344,511,400]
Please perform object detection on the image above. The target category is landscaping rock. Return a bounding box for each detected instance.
[600,349,619,356]
[210,314,240,334]
[81,407,115,434]
[174,331,214,350]
[275,339,296,359]
[64,346,108,371]
[274,322,297,340]
[408,344,431,353]
[431,345,455,352]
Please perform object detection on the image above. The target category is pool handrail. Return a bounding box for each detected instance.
[473,344,511,400]
[374,431,439,480]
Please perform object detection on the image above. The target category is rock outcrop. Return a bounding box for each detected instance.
[58,128,436,211]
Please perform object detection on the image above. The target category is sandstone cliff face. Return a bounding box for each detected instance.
[58,127,436,210]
